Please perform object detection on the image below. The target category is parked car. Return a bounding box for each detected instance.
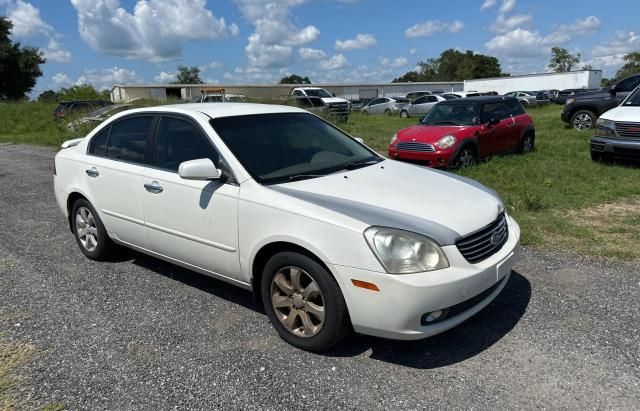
[389,96,535,168]
[405,91,432,101]
[66,104,133,131]
[561,74,640,130]
[289,87,350,121]
[400,95,447,118]
[553,88,598,105]
[442,93,461,100]
[361,97,402,116]
[54,100,112,120]
[285,96,328,116]
[590,84,640,162]
[53,103,520,351]
[503,91,540,108]
[191,93,247,103]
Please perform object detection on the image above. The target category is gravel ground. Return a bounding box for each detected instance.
[0,143,639,410]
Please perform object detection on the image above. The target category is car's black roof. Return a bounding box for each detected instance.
[438,96,518,105]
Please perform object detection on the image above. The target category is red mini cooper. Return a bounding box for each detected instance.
[389,96,535,168]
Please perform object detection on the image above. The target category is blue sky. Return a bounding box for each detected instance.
[2,0,638,94]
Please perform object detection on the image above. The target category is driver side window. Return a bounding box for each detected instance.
[413,96,427,105]
[616,75,640,92]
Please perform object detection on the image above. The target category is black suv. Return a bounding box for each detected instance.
[54,100,111,120]
[561,74,640,130]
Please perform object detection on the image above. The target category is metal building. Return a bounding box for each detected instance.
[464,70,602,94]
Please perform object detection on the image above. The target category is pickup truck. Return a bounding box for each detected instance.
[289,87,350,121]
[561,74,640,130]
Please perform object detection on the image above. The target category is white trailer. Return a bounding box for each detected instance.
[464,70,602,94]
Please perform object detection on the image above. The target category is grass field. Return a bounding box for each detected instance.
[0,101,639,260]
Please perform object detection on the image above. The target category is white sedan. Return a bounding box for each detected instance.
[53,103,520,351]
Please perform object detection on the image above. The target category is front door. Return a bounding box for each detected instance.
[141,115,242,280]
[478,102,515,156]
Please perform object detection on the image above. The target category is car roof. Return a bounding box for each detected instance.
[439,96,519,105]
[125,103,306,119]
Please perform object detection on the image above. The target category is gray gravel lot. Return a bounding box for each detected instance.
[0,143,639,410]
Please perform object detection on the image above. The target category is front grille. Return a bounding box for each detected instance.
[328,103,349,115]
[395,141,435,152]
[456,213,508,264]
[614,122,640,140]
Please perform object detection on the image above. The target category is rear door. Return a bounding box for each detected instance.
[84,115,156,248]
[140,114,242,280]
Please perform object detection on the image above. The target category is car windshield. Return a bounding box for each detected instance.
[623,88,640,106]
[304,89,333,98]
[211,113,381,185]
[421,103,481,126]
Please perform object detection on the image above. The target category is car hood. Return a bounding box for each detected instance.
[321,97,348,104]
[397,124,474,143]
[270,160,504,245]
[601,106,639,121]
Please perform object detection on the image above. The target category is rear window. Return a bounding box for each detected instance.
[106,116,153,164]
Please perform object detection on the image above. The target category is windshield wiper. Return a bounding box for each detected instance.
[343,158,382,170]
[432,121,461,125]
[287,174,324,182]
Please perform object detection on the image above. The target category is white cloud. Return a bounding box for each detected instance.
[223,66,286,83]
[334,33,377,51]
[499,0,516,14]
[298,47,327,60]
[7,0,52,37]
[485,28,548,58]
[234,0,320,68]
[42,38,72,63]
[76,67,142,90]
[481,0,496,11]
[154,71,176,83]
[319,54,348,70]
[491,14,532,33]
[409,48,418,55]
[199,60,224,72]
[381,57,408,68]
[70,0,237,62]
[589,31,640,69]
[52,73,72,88]
[404,20,464,38]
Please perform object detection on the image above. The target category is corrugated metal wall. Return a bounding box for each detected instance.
[463,70,603,94]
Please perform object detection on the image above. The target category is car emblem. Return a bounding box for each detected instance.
[490,231,501,246]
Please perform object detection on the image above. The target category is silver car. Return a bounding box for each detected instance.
[399,95,447,118]
[503,91,540,108]
[361,97,401,116]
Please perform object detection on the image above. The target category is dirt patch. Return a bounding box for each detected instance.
[0,340,34,410]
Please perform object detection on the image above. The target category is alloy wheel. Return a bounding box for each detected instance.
[458,148,476,168]
[573,113,593,130]
[522,135,533,153]
[75,206,98,252]
[270,266,325,337]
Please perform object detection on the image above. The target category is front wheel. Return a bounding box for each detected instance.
[400,110,409,118]
[453,146,476,169]
[261,252,350,352]
[570,110,596,130]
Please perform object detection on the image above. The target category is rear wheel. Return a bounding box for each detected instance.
[453,146,476,169]
[400,110,409,118]
[72,199,115,260]
[570,110,596,130]
[261,252,350,352]
[518,133,535,154]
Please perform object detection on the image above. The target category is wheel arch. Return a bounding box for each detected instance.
[66,190,92,233]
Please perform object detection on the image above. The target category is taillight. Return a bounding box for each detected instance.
[52,158,57,176]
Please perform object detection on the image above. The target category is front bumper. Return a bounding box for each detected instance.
[591,136,640,160]
[333,215,521,340]
[388,146,454,168]
[560,110,571,123]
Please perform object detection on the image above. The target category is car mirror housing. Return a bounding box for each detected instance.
[178,158,221,180]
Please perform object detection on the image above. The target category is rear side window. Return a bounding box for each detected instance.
[482,102,510,122]
[155,116,219,171]
[106,116,153,164]
[90,128,110,157]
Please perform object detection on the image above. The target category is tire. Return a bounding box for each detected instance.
[452,145,477,169]
[570,110,596,130]
[261,251,350,352]
[361,110,369,116]
[520,100,529,109]
[518,133,535,154]
[71,199,115,261]
[400,110,409,118]
[384,109,391,116]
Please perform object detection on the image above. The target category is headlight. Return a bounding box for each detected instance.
[595,118,616,138]
[565,98,575,105]
[364,227,449,274]
[390,133,397,146]
[436,134,456,149]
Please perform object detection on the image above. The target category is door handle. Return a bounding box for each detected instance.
[85,167,99,177]
[144,181,163,194]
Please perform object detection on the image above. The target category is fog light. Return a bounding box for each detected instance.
[425,310,443,322]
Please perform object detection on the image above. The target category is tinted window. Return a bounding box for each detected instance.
[412,96,427,104]
[422,104,481,126]
[482,102,510,122]
[90,127,110,157]
[426,96,438,103]
[155,117,219,171]
[211,113,379,185]
[370,98,384,106]
[506,100,526,116]
[106,116,153,164]
[617,75,640,92]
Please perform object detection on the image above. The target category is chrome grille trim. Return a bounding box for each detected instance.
[395,142,436,152]
[614,122,640,140]
[456,214,508,264]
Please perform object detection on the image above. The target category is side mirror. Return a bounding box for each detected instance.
[354,137,364,144]
[487,118,500,126]
[178,158,220,180]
